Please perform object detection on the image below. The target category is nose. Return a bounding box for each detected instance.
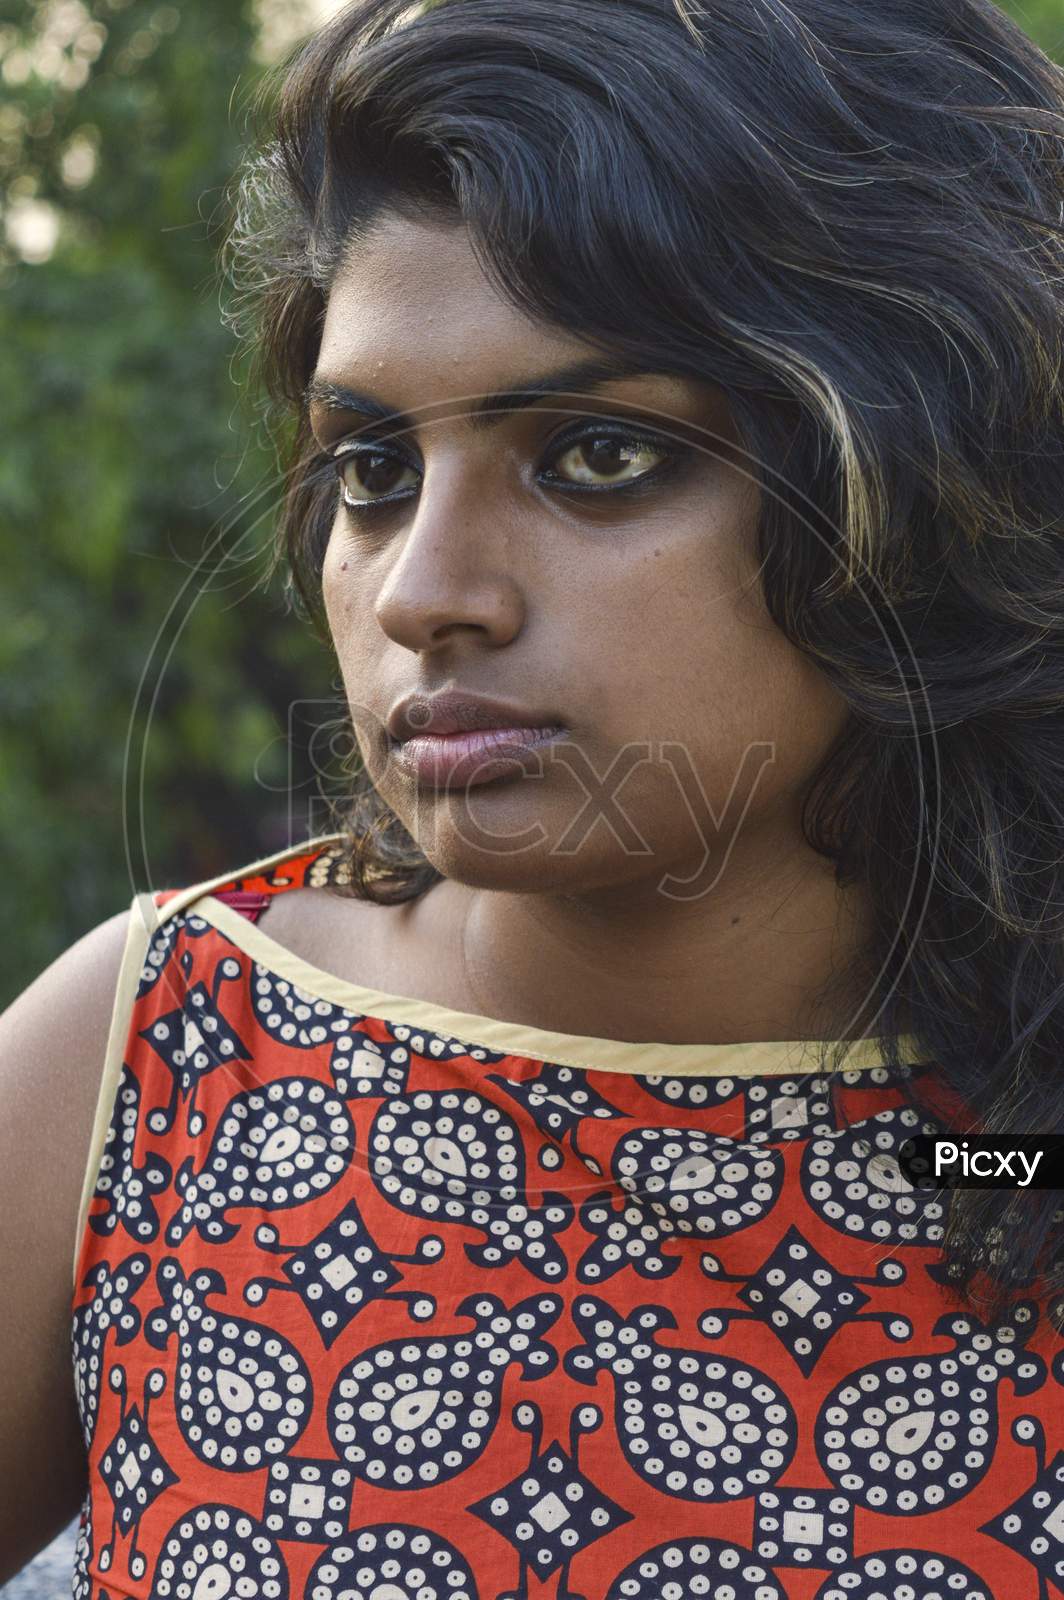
[371,468,526,654]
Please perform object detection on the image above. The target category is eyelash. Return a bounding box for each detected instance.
[325,421,689,513]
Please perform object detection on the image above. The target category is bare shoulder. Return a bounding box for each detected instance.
[2,904,132,1060]
[0,904,132,1231]
[255,877,462,999]
[256,883,418,992]
[0,903,136,1579]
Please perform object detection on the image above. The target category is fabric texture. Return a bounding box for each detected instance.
[69,834,1064,1600]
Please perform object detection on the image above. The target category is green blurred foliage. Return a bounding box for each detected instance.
[0,0,1062,1007]
[0,0,341,1007]
[1016,0,1064,52]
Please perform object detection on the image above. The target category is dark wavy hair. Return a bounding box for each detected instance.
[223,0,1064,1323]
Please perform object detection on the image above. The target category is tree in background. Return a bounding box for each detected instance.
[0,0,1061,1008]
[0,0,346,1007]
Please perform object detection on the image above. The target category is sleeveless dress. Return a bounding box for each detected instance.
[69,832,1064,1600]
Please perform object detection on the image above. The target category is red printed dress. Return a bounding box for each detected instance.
[70,833,1064,1600]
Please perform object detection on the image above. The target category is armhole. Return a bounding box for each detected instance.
[71,891,157,1288]
[70,834,346,1286]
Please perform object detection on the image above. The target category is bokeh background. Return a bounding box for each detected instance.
[1,0,1064,1592]
[0,0,353,1015]
[2,0,1064,1013]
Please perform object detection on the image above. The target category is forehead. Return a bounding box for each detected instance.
[310,210,743,448]
[316,211,599,393]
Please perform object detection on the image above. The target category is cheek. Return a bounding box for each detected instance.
[321,536,380,717]
[682,595,848,780]
[618,507,848,796]
[321,529,349,627]
[705,654,848,836]
[321,531,373,666]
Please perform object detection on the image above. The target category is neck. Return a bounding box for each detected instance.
[426,833,881,1047]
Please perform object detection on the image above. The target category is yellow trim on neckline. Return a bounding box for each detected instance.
[185,878,924,1080]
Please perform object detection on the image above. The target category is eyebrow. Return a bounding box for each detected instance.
[303,357,661,437]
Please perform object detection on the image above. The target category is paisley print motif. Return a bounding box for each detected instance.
[369,1087,574,1281]
[565,1293,797,1500]
[815,1299,1046,1513]
[70,836,1064,1599]
[326,1288,562,1487]
[575,1125,784,1285]
[164,1076,355,1246]
[801,1107,949,1247]
[145,1257,314,1470]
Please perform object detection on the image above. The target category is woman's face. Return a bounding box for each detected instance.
[315,212,849,899]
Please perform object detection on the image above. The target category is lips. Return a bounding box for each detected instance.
[386,689,566,744]
[390,724,567,788]
[384,689,568,790]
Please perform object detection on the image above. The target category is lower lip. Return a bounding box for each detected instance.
[390,725,567,787]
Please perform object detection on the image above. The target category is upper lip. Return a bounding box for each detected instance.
[386,690,566,742]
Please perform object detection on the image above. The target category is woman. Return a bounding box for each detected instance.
[3,0,1064,1594]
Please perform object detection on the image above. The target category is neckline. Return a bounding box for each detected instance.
[191,889,924,1081]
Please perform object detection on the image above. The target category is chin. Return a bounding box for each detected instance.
[415,826,665,899]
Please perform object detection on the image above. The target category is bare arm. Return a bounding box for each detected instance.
[0,907,132,1583]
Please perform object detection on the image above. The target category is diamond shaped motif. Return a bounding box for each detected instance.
[276,1199,404,1347]
[468,1438,631,1577]
[981,1447,1064,1591]
[263,1456,354,1543]
[744,1079,833,1143]
[755,1487,853,1568]
[98,1405,177,1534]
[771,1097,810,1130]
[739,1225,868,1374]
[140,979,250,1127]
[329,1028,412,1098]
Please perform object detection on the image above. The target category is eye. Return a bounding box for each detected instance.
[333,444,420,507]
[544,429,672,489]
